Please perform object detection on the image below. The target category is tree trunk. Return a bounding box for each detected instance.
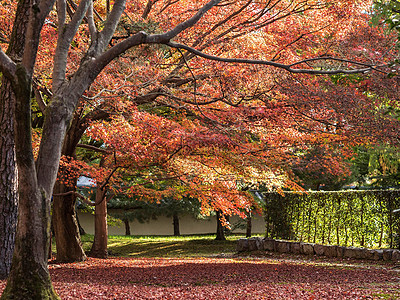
[0,0,32,279]
[51,114,87,262]
[1,190,59,299]
[246,214,252,238]
[2,71,60,298]
[215,210,226,241]
[76,211,86,236]
[89,186,108,258]
[0,79,18,280]
[173,213,180,236]
[52,182,86,262]
[124,219,131,236]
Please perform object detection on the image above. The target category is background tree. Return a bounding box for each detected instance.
[107,196,160,236]
[350,145,400,188]
[108,195,202,236]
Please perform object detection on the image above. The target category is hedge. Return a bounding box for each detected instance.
[262,190,400,248]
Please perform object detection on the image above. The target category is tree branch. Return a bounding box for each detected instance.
[53,190,104,206]
[33,85,47,113]
[166,41,380,75]
[142,0,160,19]
[86,0,97,39]
[53,0,92,90]
[146,0,221,43]
[56,0,67,29]
[76,143,112,154]
[22,0,56,76]
[98,0,127,51]
[0,49,16,80]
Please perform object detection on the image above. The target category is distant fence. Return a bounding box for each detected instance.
[262,190,400,248]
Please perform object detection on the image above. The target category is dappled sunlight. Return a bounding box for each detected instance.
[32,257,400,299]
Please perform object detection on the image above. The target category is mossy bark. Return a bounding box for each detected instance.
[2,57,61,299]
[1,244,59,300]
[1,180,59,299]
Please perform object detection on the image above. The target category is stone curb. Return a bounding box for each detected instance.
[236,237,400,262]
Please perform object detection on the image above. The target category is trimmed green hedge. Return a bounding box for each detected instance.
[262,190,400,248]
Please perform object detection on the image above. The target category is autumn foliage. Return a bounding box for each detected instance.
[1,0,398,238]
[1,256,398,299]
[26,0,395,218]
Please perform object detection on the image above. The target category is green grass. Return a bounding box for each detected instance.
[76,234,261,257]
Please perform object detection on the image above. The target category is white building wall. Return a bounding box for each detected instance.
[77,211,266,236]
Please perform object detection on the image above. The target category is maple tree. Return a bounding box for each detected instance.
[42,0,382,263]
[0,0,396,298]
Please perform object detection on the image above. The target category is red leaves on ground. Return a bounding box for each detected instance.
[1,257,397,299]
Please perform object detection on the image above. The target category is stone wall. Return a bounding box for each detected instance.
[237,237,400,262]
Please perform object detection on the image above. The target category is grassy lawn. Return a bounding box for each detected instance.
[77,234,262,257]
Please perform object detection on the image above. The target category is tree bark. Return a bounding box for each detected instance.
[1,187,58,299]
[0,0,31,279]
[124,219,131,236]
[52,182,86,262]
[2,67,60,299]
[89,185,108,258]
[76,212,86,236]
[173,213,180,236]
[215,210,226,241]
[51,114,87,262]
[246,214,252,238]
[0,79,18,280]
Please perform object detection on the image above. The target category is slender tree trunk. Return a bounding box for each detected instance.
[215,210,226,241]
[76,211,86,236]
[173,213,180,236]
[89,186,108,258]
[52,182,86,262]
[246,214,252,238]
[124,219,131,236]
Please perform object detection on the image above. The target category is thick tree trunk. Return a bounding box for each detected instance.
[124,219,131,236]
[52,182,86,262]
[0,79,18,280]
[2,71,59,298]
[215,210,226,241]
[89,187,108,258]
[1,189,58,299]
[0,0,32,280]
[173,213,180,236]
